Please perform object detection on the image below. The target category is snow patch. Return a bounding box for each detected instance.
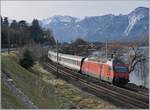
[75,18,82,22]
[124,14,144,36]
[76,25,80,27]
[60,17,72,22]
[45,19,52,25]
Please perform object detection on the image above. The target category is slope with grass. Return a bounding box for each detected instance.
[1,52,117,109]
[1,82,28,109]
[1,52,76,109]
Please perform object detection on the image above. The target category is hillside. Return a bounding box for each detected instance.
[1,52,117,109]
[1,53,76,108]
[1,82,28,109]
[40,7,149,42]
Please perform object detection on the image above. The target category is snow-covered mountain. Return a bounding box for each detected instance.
[40,7,149,42]
[124,7,149,37]
[41,15,80,26]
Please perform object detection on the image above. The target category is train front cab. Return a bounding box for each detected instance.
[112,64,129,85]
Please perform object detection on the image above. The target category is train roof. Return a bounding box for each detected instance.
[60,53,84,60]
[48,50,126,64]
[89,58,107,62]
[48,50,84,60]
[88,57,126,65]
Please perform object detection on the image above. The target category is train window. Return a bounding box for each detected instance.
[77,61,79,65]
[61,56,79,66]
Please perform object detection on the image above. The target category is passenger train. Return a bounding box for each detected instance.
[48,50,129,85]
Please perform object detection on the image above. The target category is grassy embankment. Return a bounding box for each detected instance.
[1,82,27,109]
[1,51,117,109]
[1,52,75,109]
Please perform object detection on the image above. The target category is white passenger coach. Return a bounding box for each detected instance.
[48,50,83,71]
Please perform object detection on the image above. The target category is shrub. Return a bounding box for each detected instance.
[19,49,34,69]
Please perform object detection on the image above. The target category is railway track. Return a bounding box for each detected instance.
[46,59,149,101]
[52,60,148,100]
[40,59,149,109]
[122,83,149,96]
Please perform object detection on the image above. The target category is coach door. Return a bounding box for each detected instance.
[106,66,113,83]
[101,64,112,83]
[99,64,103,80]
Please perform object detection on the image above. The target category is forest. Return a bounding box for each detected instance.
[1,16,56,48]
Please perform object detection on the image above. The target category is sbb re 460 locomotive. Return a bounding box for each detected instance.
[48,51,129,85]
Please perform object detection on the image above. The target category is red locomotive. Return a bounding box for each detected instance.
[80,58,129,85]
[48,51,129,85]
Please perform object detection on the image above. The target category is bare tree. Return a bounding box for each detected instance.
[128,46,146,73]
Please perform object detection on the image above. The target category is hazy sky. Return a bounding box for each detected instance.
[1,1,150,22]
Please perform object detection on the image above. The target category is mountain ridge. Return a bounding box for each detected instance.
[40,7,149,43]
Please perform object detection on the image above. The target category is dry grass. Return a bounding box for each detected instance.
[32,62,118,109]
[2,53,75,109]
[2,51,118,109]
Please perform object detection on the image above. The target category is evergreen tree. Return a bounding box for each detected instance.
[2,17,10,48]
[30,19,43,43]
[3,17,9,27]
[1,16,3,25]
[10,20,18,29]
[19,49,34,69]
[18,20,30,45]
[1,17,56,48]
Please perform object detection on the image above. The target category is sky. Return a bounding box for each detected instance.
[1,0,150,22]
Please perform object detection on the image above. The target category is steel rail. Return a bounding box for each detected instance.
[48,60,148,103]
[41,61,149,109]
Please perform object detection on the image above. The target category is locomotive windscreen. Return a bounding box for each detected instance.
[113,66,128,73]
